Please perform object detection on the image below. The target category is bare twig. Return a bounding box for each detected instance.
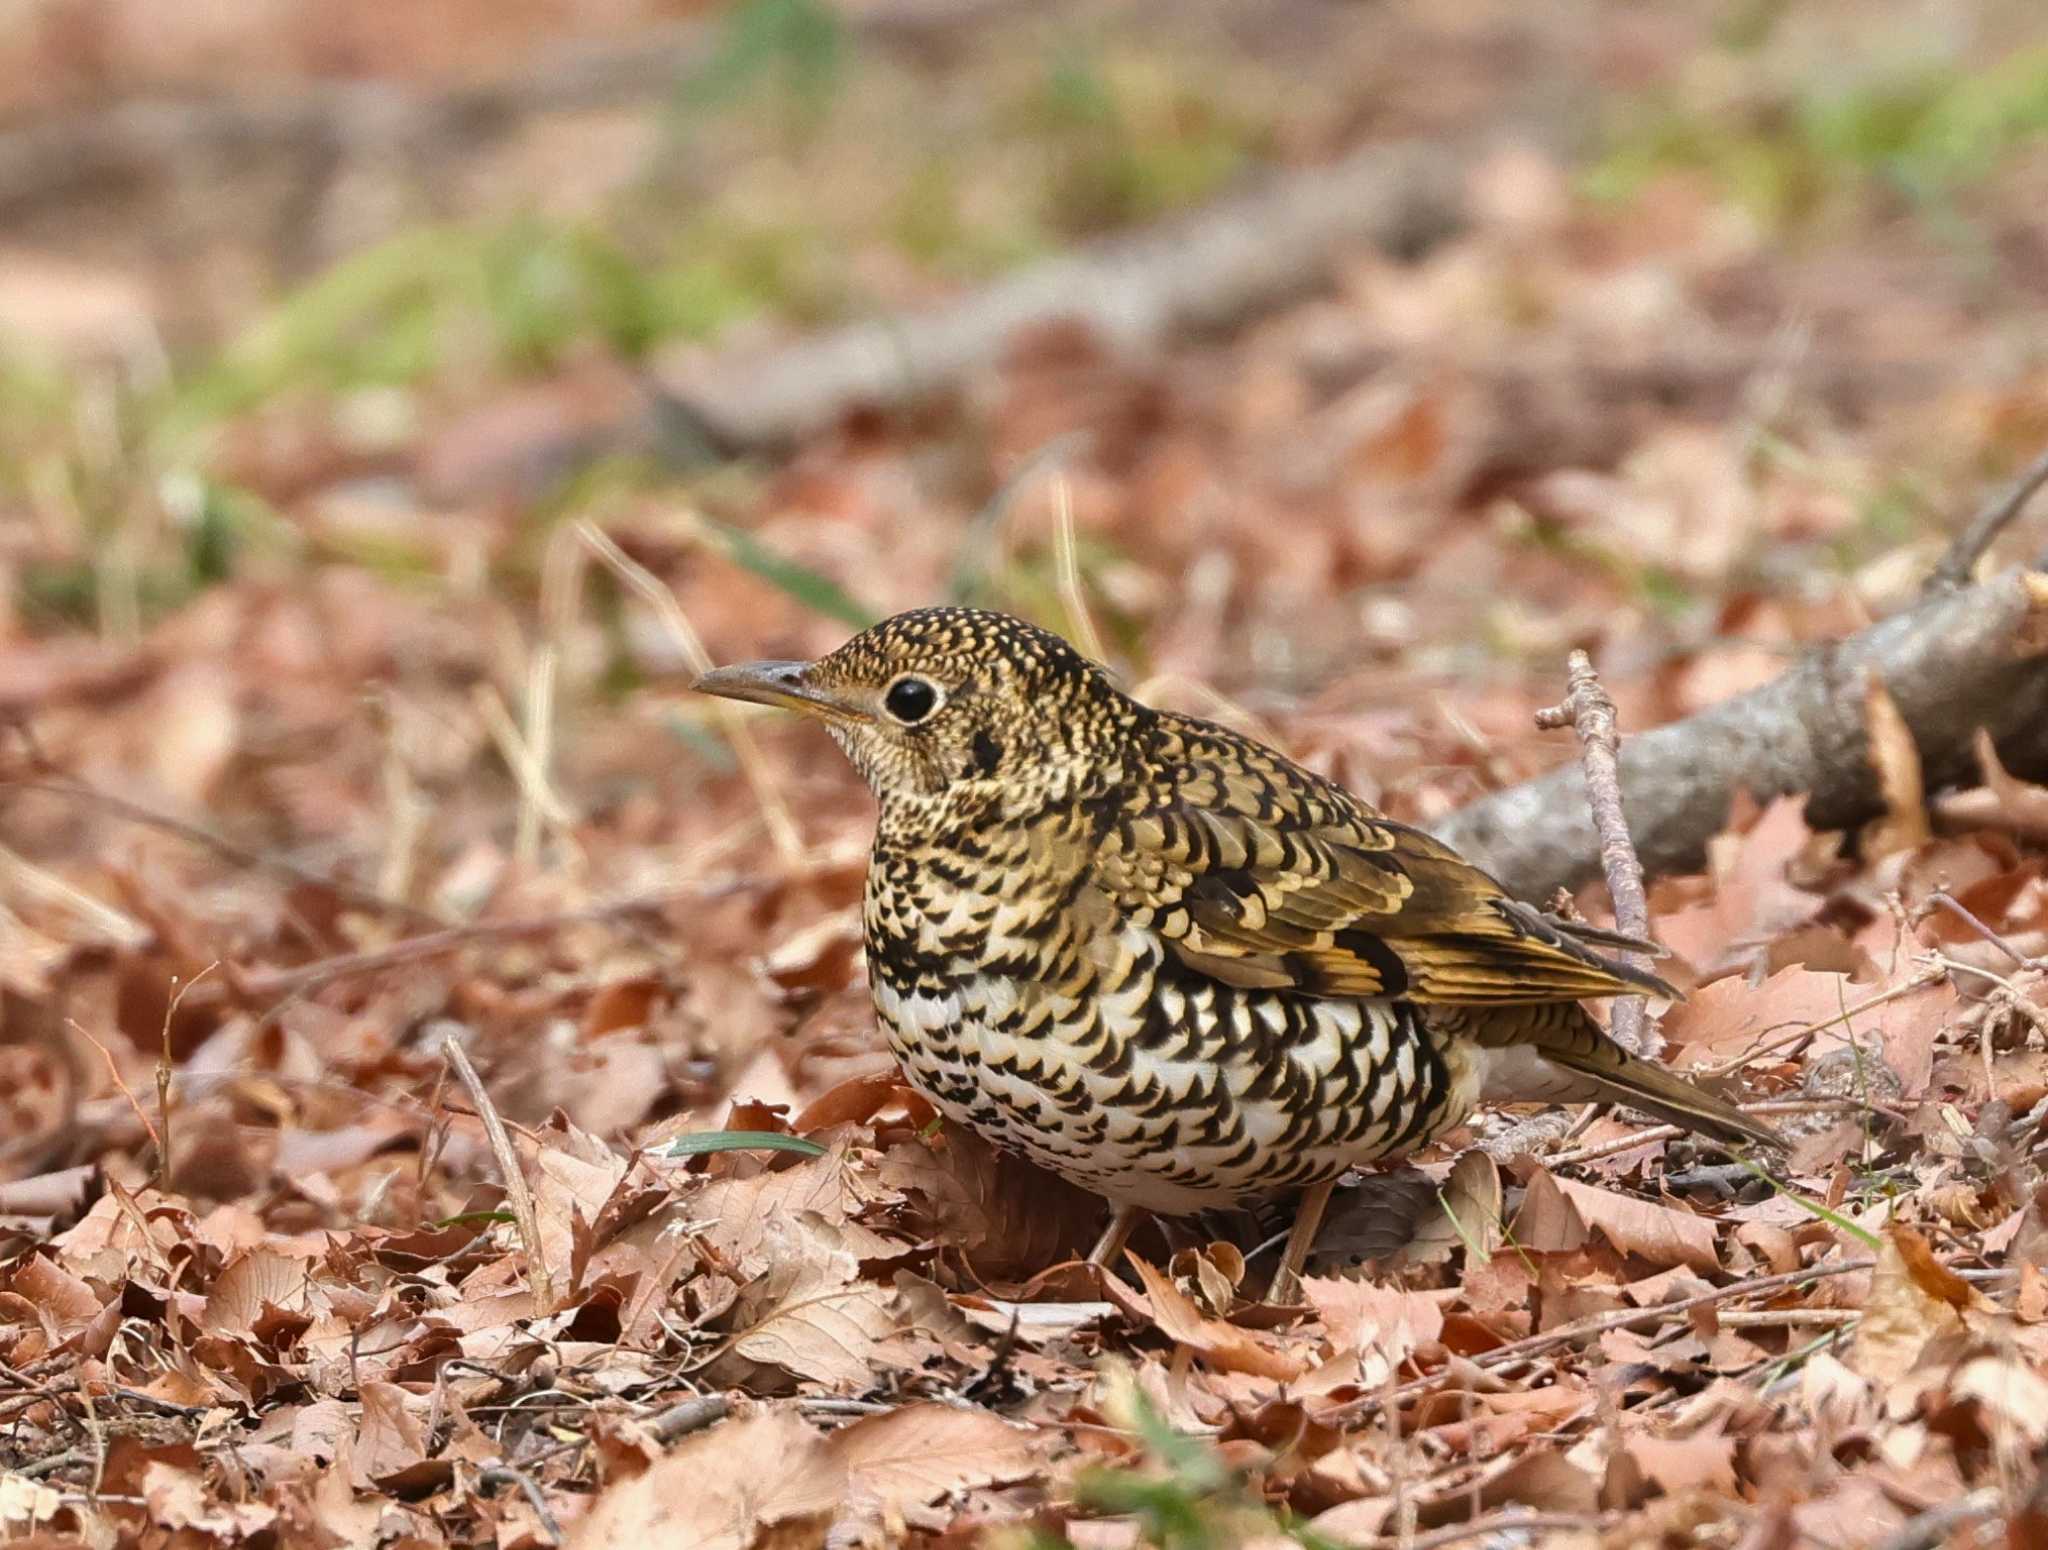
[1544,1124,1680,1167]
[644,1393,733,1443]
[477,1465,564,1546]
[1,772,441,927]
[1926,445,2048,592]
[1359,1512,1614,1550]
[1928,889,2044,970]
[655,136,1466,448]
[438,1034,554,1317]
[69,1019,159,1156]
[1714,1308,1859,1330]
[1323,1255,1874,1425]
[155,964,218,1192]
[1535,650,1655,1056]
[1544,1100,1893,1168]
[234,895,670,1002]
[1867,1487,2002,1550]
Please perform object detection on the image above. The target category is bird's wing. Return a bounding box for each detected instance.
[1092,720,1673,1007]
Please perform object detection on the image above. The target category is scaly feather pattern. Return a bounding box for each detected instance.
[696,607,1780,1265]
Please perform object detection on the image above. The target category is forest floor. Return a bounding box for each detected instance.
[4,2,2048,1546]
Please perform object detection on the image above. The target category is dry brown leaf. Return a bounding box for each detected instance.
[202,1247,318,1333]
[143,1461,280,1540]
[1936,728,2048,837]
[1549,1175,1721,1273]
[1624,1429,1738,1498]
[1862,672,1931,858]
[1849,1224,1992,1383]
[1127,1255,1306,1381]
[1653,795,1824,976]
[692,1149,898,1278]
[1302,1275,1447,1384]
[877,1126,1102,1280]
[828,1402,1046,1512]
[1509,1167,1590,1256]
[1947,1353,2048,1444]
[568,1407,840,1550]
[1311,1168,1442,1266]
[350,1381,430,1488]
[1413,1445,1600,1526]
[727,1214,903,1389]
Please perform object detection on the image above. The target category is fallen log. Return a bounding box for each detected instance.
[649,135,1469,451]
[1432,564,2048,900]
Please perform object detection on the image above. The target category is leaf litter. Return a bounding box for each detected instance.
[5,6,2048,1547]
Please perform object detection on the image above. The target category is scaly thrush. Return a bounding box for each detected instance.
[697,608,1777,1293]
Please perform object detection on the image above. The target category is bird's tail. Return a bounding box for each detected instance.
[1454,1002,1784,1152]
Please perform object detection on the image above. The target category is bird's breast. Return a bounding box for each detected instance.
[865,841,1463,1208]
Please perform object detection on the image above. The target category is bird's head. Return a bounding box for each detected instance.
[694,607,1134,803]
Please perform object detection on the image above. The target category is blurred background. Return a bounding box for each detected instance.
[3,0,2047,1192]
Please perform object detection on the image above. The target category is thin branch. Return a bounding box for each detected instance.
[1534,650,1655,1056]
[1868,1487,2002,1550]
[1927,444,2048,591]
[234,895,671,1003]
[1,772,441,928]
[476,1465,564,1546]
[155,963,218,1192]
[68,1018,159,1157]
[1359,1512,1614,1550]
[1928,889,2044,970]
[1322,1255,1874,1425]
[644,1393,733,1443]
[439,1033,554,1317]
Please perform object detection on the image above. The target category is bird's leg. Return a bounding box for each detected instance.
[1087,1203,1145,1269]
[1268,1179,1336,1303]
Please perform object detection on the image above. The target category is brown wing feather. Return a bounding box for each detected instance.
[1095,713,1675,1007]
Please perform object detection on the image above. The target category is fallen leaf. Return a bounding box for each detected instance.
[1549,1175,1722,1273]
[568,1407,839,1549]
[692,1149,898,1278]
[1127,1256,1305,1381]
[829,1402,1045,1510]
[1302,1275,1446,1383]
[1624,1429,1739,1497]
[1862,673,1930,858]
[143,1461,279,1540]
[1509,1168,1589,1256]
[1850,1225,1991,1382]
[350,1381,431,1489]
[728,1215,904,1389]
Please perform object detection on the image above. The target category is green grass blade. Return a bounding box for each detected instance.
[660,1129,828,1159]
[699,517,876,627]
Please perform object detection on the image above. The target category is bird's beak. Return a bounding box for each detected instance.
[692,660,862,721]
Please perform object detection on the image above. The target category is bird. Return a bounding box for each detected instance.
[696,607,1779,1296]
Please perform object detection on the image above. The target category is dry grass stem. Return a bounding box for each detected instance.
[237,894,672,1002]
[577,520,804,866]
[439,1032,554,1317]
[1052,473,1108,667]
[3,773,440,927]
[0,842,149,949]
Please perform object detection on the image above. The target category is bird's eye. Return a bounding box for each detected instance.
[883,676,940,725]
